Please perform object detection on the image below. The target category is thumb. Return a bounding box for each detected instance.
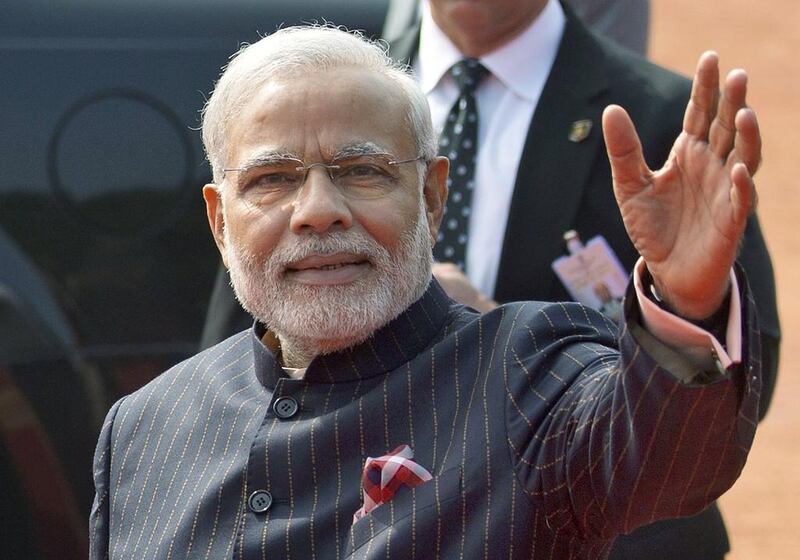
[603,105,651,192]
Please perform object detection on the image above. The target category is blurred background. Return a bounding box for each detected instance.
[648,0,800,558]
[0,0,796,557]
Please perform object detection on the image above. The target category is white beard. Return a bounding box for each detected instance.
[224,198,433,358]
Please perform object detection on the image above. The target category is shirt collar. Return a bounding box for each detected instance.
[251,279,456,388]
[417,0,566,102]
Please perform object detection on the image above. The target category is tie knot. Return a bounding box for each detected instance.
[449,58,489,94]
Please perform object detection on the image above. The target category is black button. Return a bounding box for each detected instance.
[273,396,299,419]
[248,490,273,513]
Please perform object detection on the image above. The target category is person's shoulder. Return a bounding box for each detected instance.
[558,11,689,124]
[115,329,254,413]
[597,35,691,103]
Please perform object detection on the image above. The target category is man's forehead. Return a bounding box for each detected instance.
[228,94,417,165]
[227,71,417,165]
[244,66,403,114]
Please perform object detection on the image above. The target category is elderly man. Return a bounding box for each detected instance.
[90,26,761,559]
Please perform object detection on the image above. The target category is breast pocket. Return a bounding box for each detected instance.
[345,466,462,557]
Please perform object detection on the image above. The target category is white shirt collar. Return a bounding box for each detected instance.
[282,366,307,380]
[417,0,565,102]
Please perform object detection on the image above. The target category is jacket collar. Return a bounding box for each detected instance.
[251,279,455,388]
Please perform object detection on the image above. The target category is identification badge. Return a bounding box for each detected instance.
[551,233,627,322]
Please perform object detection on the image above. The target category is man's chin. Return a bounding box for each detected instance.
[266,308,382,355]
[265,277,407,341]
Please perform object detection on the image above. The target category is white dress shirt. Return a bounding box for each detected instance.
[416,0,565,297]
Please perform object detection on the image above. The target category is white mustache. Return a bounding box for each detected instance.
[269,232,389,270]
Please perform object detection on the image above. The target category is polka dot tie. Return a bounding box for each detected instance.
[433,58,489,269]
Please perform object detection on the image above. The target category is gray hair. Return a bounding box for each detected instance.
[201,25,437,184]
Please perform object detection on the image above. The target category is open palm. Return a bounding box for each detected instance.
[603,52,761,320]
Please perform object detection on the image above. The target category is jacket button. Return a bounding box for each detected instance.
[273,396,299,419]
[248,490,273,513]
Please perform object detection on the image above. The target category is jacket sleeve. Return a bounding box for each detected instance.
[506,265,760,539]
[737,214,780,419]
[89,398,125,560]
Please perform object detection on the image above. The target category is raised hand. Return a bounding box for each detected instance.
[603,52,760,320]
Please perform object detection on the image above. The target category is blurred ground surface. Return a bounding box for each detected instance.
[649,1,800,557]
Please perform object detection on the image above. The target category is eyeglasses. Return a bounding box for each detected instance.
[221,153,426,201]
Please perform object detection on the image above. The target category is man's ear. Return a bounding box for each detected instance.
[422,156,450,243]
[202,184,229,268]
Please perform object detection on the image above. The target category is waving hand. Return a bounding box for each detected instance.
[603,52,761,320]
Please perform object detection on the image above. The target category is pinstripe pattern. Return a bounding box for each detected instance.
[90,274,760,559]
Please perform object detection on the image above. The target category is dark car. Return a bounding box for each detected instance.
[0,2,389,557]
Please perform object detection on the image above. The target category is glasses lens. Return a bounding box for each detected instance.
[238,160,305,194]
[331,155,400,198]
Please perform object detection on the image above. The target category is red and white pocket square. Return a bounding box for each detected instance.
[353,444,432,523]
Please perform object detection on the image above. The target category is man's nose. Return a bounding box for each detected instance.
[289,167,354,234]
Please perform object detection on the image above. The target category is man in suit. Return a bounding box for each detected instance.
[199,7,779,555]
[91,24,763,559]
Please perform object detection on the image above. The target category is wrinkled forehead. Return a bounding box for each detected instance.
[226,66,417,166]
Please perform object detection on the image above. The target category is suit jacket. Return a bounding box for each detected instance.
[91,278,760,559]
[197,9,780,556]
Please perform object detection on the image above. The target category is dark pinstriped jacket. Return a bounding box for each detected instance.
[90,278,760,559]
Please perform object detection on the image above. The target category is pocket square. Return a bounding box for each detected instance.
[353,444,432,523]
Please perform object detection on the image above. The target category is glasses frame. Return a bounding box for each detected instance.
[220,154,426,185]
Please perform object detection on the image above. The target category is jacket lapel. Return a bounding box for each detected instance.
[494,10,611,303]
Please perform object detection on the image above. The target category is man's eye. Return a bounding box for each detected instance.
[247,171,297,190]
[339,164,389,179]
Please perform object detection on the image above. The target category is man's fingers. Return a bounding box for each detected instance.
[709,69,748,161]
[603,104,650,191]
[730,162,756,225]
[732,107,762,175]
[683,51,720,140]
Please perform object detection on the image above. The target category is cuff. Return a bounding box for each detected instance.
[633,258,742,378]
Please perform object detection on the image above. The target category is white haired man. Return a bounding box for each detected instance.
[90,26,762,559]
